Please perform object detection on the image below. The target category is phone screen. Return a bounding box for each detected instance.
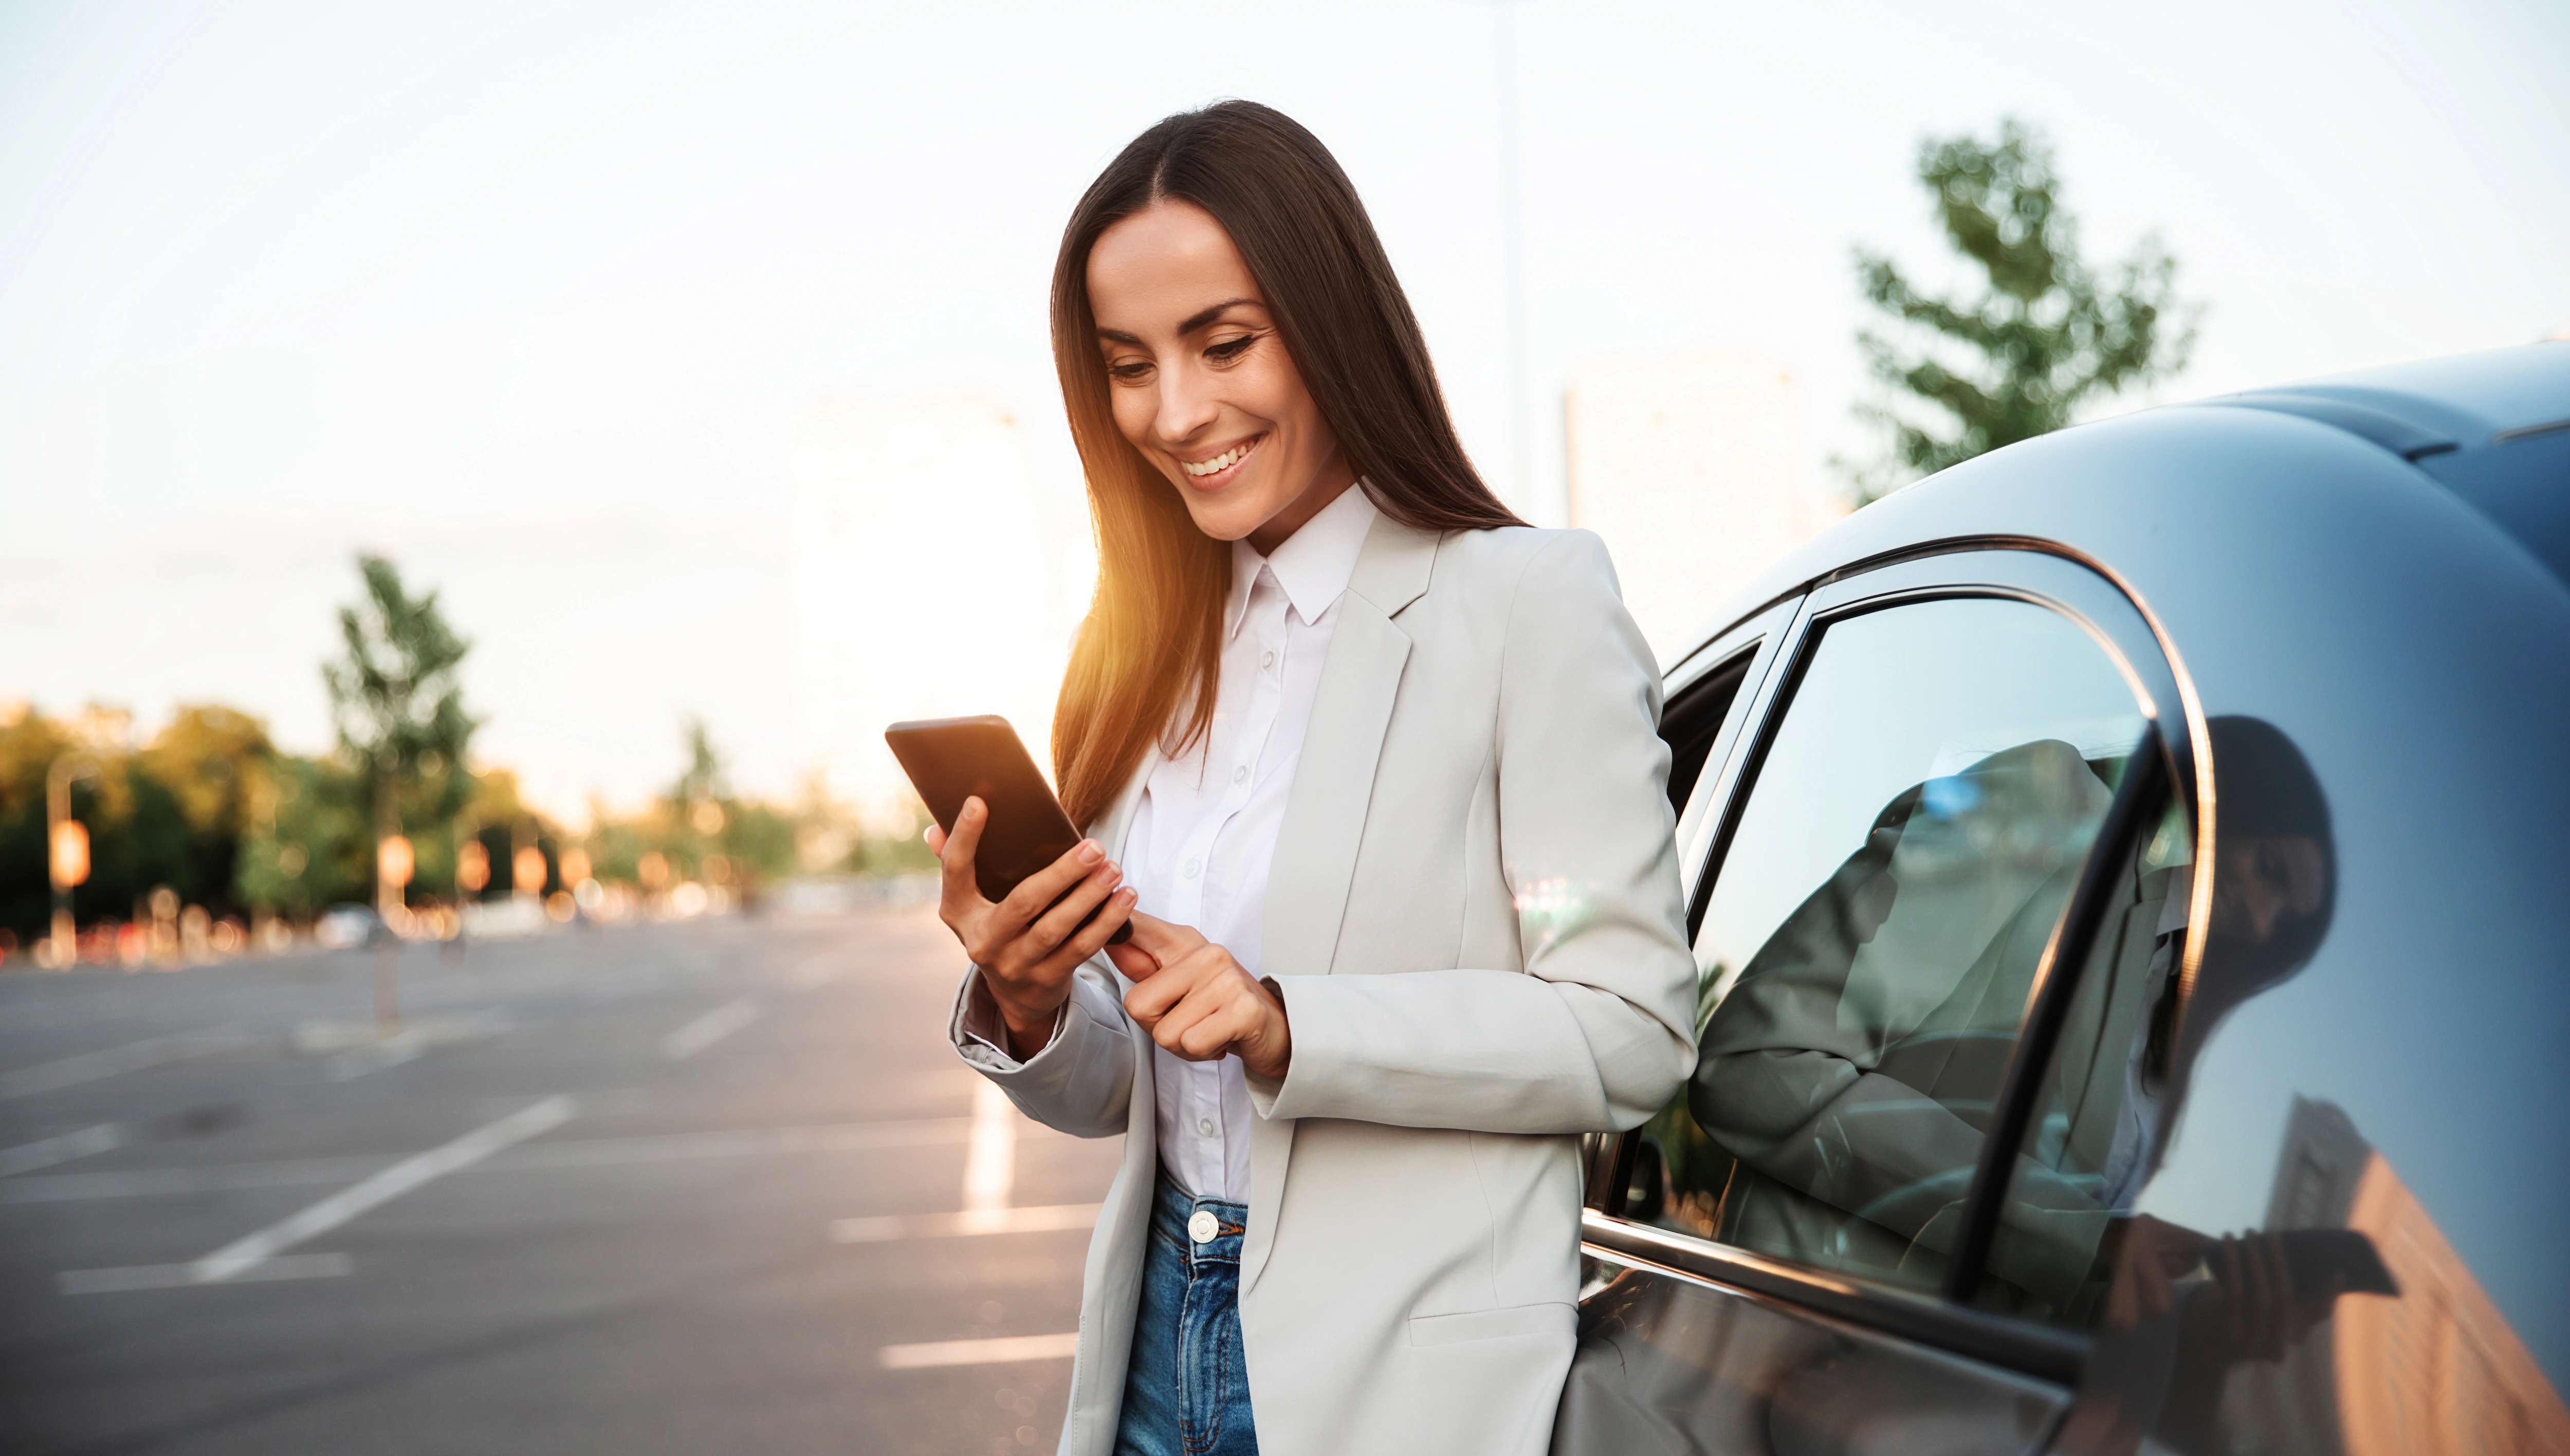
[883,715,1131,946]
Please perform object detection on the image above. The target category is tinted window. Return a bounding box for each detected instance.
[1981,715,2570,1451]
[1969,794,2190,1324]
[1661,652,1752,813]
[1625,595,2146,1297]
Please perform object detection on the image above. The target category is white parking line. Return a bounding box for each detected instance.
[0,1123,121,1178]
[878,1332,1079,1370]
[662,997,764,1060]
[2,1115,1014,1205]
[963,1079,1014,1212]
[0,1030,253,1100]
[60,1254,352,1296]
[831,1203,1100,1244]
[55,1096,574,1294]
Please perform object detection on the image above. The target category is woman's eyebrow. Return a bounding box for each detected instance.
[1094,298,1263,347]
[1177,298,1261,335]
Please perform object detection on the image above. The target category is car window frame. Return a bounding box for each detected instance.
[1583,541,2210,1385]
[1584,595,1803,1211]
[1665,595,1804,908]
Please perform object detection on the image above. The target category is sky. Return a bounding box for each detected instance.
[3,0,2564,818]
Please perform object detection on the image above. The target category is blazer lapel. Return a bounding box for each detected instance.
[1244,514,1437,1295]
[1260,513,1439,981]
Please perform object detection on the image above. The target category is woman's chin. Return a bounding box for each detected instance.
[1177,492,1271,545]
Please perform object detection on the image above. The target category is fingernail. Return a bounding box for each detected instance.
[1117,888,1136,904]
[962,798,982,819]
[1077,840,1104,865]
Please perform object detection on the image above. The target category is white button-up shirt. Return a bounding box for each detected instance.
[958,483,1376,1204]
[1123,484,1376,1200]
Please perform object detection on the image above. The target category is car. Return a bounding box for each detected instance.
[313,902,383,950]
[1555,343,2570,1456]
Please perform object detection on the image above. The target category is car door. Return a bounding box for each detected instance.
[1557,548,2201,1456]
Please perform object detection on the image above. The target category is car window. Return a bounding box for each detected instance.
[1622,594,2148,1297]
[1965,792,2191,1323]
[1975,712,2570,1448]
[1661,651,1753,814]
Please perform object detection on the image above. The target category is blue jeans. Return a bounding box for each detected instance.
[1114,1174,1259,1456]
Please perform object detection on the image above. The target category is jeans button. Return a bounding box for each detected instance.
[1188,1209,1219,1245]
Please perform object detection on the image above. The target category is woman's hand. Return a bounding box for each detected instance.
[929,797,1137,1061]
[1107,913,1292,1081]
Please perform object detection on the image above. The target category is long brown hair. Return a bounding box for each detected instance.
[1050,100,1523,827]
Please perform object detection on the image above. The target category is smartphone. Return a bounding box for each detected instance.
[883,714,1132,946]
[2278,1227,2400,1300]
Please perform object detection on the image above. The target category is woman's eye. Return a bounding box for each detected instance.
[1206,336,1256,363]
[1106,360,1153,383]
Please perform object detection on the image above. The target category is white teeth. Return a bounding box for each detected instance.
[1181,439,1257,477]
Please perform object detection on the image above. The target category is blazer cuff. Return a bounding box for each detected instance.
[947,965,1071,1075]
[1246,974,1324,1119]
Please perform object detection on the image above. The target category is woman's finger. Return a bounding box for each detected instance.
[938,799,989,909]
[1124,946,1225,1024]
[1156,972,1262,1061]
[1123,912,1207,962]
[1174,987,1262,1061]
[1104,939,1160,982]
[1044,886,1140,979]
[990,839,1108,939]
[1021,861,1125,962]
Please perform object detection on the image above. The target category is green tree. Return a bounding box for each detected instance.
[234,754,371,919]
[322,555,476,912]
[139,705,271,917]
[1847,118,2198,503]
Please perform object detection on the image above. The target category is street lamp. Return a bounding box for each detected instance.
[44,754,100,969]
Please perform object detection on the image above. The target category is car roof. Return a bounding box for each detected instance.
[2199,341,2570,447]
[2184,343,2570,588]
[1674,342,2570,668]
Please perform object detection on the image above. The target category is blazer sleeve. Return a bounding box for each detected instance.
[947,960,1135,1139]
[1255,530,1698,1134]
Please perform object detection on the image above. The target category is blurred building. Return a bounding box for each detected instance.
[1564,351,1839,661]
[2228,1097,2569,1456]
[787,393,1094,826]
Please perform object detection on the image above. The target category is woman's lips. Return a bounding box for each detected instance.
[1178,434,1264,488]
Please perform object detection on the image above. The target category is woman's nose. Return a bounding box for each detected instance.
[1155,367,1218,444]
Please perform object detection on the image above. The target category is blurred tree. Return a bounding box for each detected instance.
[0,708,80,942]
[323,555,477,912]
[234,754,370,919]
[1846,118,2198,503]
[139,706,271,919]
[1,704,268,939]
[671,716,725,809]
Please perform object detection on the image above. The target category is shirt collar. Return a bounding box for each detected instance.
[1225,483,1379,638]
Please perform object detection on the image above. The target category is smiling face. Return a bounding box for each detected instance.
[1086,200,1356,554]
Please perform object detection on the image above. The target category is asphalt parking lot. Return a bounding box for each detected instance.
[0,903,1118,1455]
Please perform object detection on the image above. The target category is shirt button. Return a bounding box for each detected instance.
[1232,765,1249,784]
[1188,1209,1219,1245]
[1260,651,1276,671]
[1183,857,1201,879]
[1197,1117,1216,1135]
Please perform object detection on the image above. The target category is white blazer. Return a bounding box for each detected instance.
[946,514,1696,1456]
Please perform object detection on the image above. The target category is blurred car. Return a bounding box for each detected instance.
[313,903,382,950]
[1557,344,2570,1455]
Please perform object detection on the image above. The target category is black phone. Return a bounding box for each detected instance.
[883,714,1132,947]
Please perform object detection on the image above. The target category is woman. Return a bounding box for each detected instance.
[930,101,1694,1456]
